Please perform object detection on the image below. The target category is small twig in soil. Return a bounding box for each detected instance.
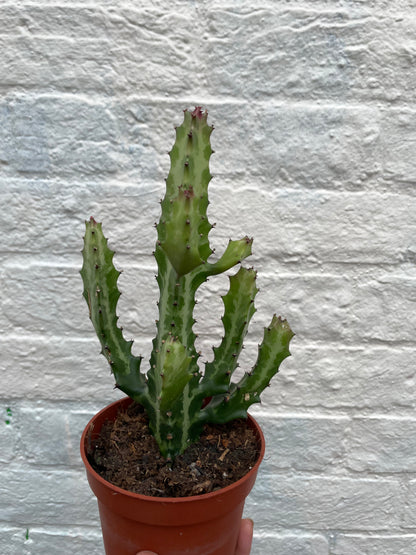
[218,448,230,462]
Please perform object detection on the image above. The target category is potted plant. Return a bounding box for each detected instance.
[80,107,294,555]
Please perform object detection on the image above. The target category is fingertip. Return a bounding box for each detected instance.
[235,518,254,555]
[242,517,254,535]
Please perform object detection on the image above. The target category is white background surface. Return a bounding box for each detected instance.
[1,1,416,553]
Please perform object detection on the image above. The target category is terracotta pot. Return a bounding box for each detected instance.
[80,397,265,555]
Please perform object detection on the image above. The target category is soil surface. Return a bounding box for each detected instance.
[88,402,260,498]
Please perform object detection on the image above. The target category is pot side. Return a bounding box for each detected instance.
[80,397,265,555]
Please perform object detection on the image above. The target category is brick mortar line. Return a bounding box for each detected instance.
[2,460,416,480]
[1,333,415,348]
[2,259,414,273]
[0,88,414,110]
[3,398,416,419]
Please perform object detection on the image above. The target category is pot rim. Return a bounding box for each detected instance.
[80,396,265,504]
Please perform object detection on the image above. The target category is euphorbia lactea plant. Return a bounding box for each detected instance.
[81,107,293,460]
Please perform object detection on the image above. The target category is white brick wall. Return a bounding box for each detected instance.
[1,1,416,553]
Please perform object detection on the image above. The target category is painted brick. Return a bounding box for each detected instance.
[206,102,380,189]
[0,36,116,95]
[251,532,329,555]
[18,406,96,467]
[0,5,203,97]
[0,96,119,176]
[204,4,416,104]
[0,468,98,526]
[246,475,404,530]
[259,270,416,345]
[331,534,416,555]
[0,411,17,463]
[209,186,416,265]
[254,415,349,472]
[380,107,416,184]
[0,526,103,555]
[346,417,416,473]
[402,479,416,529]
[259,345,416,412]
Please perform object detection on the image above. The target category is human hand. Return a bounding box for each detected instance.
[136,517,254,555]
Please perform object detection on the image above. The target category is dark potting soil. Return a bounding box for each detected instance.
[88,402,260,498]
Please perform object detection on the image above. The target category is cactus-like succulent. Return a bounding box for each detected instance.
[81,107,294,460]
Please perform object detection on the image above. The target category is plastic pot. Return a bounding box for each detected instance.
[80,397,265,555]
